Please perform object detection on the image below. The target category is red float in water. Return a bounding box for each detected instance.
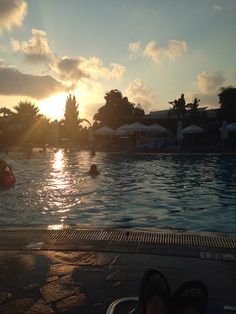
[3,175,16,186]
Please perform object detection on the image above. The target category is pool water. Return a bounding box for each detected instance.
[0,150,235,233]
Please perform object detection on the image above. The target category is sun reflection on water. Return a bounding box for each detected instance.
[43,149,74,225]
[53,149,65,171]
[47,224,65,230]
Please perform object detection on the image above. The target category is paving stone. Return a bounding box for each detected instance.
[0,248,236,314]
[48,264,78,277]
[106,268,140,281]
[47,251,96,265]
[0,298,36,314]
[24,300,54,314]
[76,252,97,265]
[47,276,59,283]
[0,291,12,305]
[93,253,118,266]
[56,292,87,313]
[40,276,79,303]
[21,283,40,291]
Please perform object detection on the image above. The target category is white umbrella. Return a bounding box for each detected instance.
[183,124,203,134]
[114,124,130,136]
[226,122,236,132]
[127,122,148,133]
[95,126,114,135]
[220,121,228,141]
[147,123,168,133]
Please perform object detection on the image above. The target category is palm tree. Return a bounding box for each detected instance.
[168,94,186,121]
[14,101,40,119]
[13,101,41,145]
[186,98,200,122]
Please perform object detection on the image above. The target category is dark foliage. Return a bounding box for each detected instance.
[218,86,236,122]
[93,89,145,128]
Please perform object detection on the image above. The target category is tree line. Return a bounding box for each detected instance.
[0,86,235,147]
[168,86,236,124]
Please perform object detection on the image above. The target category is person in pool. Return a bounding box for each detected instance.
[88,164,100,176]
[0,158,16,186]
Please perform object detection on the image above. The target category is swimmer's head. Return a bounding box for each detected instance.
[89,164,100,175]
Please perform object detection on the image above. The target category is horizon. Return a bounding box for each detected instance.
[0,0,236,122]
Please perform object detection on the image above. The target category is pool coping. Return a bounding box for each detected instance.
[0,226,235,261]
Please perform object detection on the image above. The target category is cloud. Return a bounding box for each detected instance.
[187,91,219,108]
[128,41,142,58]
[0,45,6,52]
[129,41,141,53]
[11,29,53,63]
[143,41,162,63]
[51,56,126,84]
[110,63,126,80]
[197,71,226,93]
[213,4,222,12]
[144,40,187,63]
[187,71,227,108]
[0,0,27,32]
[0,64,67,99]
[125,79,156,112]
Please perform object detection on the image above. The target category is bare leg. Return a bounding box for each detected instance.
[146,295,167,314]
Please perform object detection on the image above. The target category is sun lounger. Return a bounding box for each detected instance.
[106,297,236,314]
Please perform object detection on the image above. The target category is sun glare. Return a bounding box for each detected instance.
[39,93,67,120]
[39,91,91,121]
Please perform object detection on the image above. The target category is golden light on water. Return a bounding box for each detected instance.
[47,224,65,230]
[53,149,65,171]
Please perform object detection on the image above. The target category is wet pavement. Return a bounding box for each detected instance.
[0,248,235,314]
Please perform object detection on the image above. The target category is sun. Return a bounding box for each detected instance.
[39,93,67,120]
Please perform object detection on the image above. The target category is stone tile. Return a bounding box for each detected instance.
[76,252,97,265]
[47,251,97,265]
[47,264,78,277]
[106,268,140,282]
[0,298,35,314]
[21,283,40,292]
[47,276,59,283]
[56,292,87,313]
[40,276,79,303]
[24,300,54,314]
[93,253,118,266]
[0,291,12,305]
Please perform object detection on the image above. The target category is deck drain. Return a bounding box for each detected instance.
[0,228,235,249]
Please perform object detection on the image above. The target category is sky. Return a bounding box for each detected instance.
[0,0,236,122]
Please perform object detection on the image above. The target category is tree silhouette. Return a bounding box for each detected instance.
[218,86,236,122]
[14,101,40,119]
[168,94,186,121]
[186,98,206,123]
[63,94,80,143]
[93,89,144,128]
[12,101,41,145]
[0,107,14,117]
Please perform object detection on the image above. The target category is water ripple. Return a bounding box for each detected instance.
[0,151,235,233]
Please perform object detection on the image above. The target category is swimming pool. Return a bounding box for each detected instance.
[0,150,235,233]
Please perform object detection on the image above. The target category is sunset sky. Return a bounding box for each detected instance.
[0,0,236,122]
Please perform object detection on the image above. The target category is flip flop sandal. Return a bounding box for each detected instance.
[171,280,208,314]
[137,268,171,314]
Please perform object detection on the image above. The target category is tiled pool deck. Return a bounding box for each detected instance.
[0,228,235,313]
